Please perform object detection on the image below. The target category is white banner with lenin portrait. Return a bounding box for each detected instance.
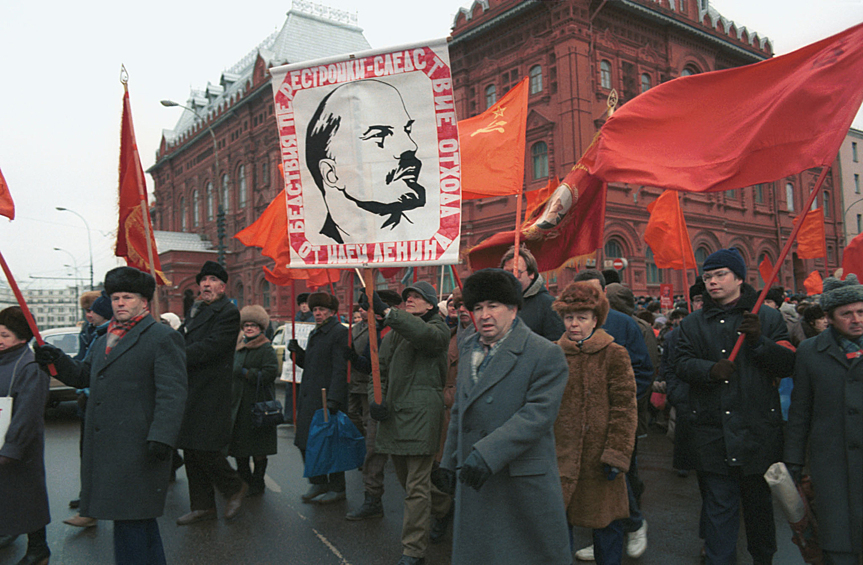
[269,39,461,268]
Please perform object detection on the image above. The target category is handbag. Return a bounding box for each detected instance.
[0,352,25,450]
[251,373,285,428]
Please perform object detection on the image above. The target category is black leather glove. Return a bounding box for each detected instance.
[326,400,340,415]
[369,401,390,422]
[738,312,762,345]
[709,359,736,382]
[343,347,360,364]
[147,441,172,462]
[431,467,457,495]
[603,464,621,481]
[371,291,388,317]
[33,343,64,366]
[786,463,803,485]
[287,339,303,354]
[459,450,492,491]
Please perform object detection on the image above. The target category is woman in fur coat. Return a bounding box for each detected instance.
[553,281,637,565]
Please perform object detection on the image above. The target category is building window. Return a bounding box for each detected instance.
[600,60,612,89]
[261,280,270,309]
[855,173,860,194]
[786,183,794,212]
[529,65,543,94]
[235,283,244,307]
[261,161,269,188]
[823,191,830,217]
[605,239,624,258]
[531,142,549,180]
[646,248,662,284]
[221,174,230,212]
[206,182,214,221]
[725,189,737,200]
[681,65,699,76]
[238,165,247,208]
[192,189,200,227]
[695,246,710,275]
[640,73,651,93]
[857,214,861,234]
[853,141,858,162]
[754,184,764,204]
[180,196,187,232]
[485,85,496,109]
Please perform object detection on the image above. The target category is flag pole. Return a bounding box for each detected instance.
[362,269,383,404]
[512,187,524,277]
[290,279,297,424]
[728,166,830,362]
[676,192,693,312]
[346,271,353,384]
[0,250,56,376]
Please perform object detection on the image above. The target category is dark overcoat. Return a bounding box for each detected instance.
[293,315,348,451]
[52,316,188,520]
[0,345,50,535]
[441,318,570,565]
[519,274,565,341]
[675,284,795,475]
[229,334,279,459]
[177,295,240,451]
[785,329,863,553]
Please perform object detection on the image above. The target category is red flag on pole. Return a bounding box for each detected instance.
[759,256,774,286]
[793,208,827,259]
[524,175,559,221]
[589,23,863,193]
[460,79,529,200]
[0,167,14,220]
[803,271,823,295]
[842,232,863,280]
[643,191,697,270]
[116,83,169,284]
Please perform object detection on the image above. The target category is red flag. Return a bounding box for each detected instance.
[590,23,863,193]
[524,175,559,221]
[759,256,774,285]
[460,79,529,200]
[643,191,697,270]
[803,271,823,295]
[0,167,13,220]
[116,86,169,284]
[793,208,827,259]
[842,232,863,280]
[468,141,606,272]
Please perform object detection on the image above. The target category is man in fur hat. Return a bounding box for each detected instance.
[175,260,247,525]
[499,245,565,341]
[676,248,794,565]
[440,269,571,565]
[785,274,863,564]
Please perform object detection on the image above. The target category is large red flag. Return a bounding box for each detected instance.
[803,271,823,295]
[590,23,863,193]
[0,167,13,220]
[643,191,697,270]
[842,232,863,280]
[468,140,606,272]
[116,86,169,284]
[793,208,827,259]
[460,79,529,200]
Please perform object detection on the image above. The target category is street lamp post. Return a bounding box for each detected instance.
[54,247,80,324]
[56,207,94,290]
[160,99,226,266]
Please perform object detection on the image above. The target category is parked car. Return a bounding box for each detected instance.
[36,326,81,407]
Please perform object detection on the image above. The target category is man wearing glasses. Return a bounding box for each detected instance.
[675,248,794,565]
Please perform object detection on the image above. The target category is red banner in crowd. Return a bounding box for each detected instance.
[793,207,827,259]
[644,190,697,270]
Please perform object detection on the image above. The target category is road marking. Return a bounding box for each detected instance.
[296,512,352,565]
[264,474,282,493]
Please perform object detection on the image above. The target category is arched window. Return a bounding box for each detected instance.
[640,73,651,93]
[646,248,662,284]
[695,246,710,275]
[238,165,247,209]
[192,189,200,227]
[605,239,624,258]
[529,65,543,94]
[531,142,549,180]
[681,65,699,77]
[180,196,187,232]
[206,182,214,221]
[221,174,230,213]
[786,183,794,212]
[823,191,830,217]
[600,60,612,89]
[261,280,271,309]
[485,85,497,109]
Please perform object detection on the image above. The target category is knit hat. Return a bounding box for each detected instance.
[196,260,228,284]
[0,307,32,342]
[553,280,610,326]
[79,290,101,310]
[702,248,746,280]
[820,274,863,313]
[402,281,438,308]
[104,267,155,301]
[308,292,339,312]
[765,286,785,305]
[240,305,270,330]
[90,292,113,321]
[463,268,523,310]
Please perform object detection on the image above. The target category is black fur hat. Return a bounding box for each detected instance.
[196,260,228,284]
[0,307,32,342]
[821,274,863,313]
[104,267,155,301]
[463,268,523,310]
[308,292,339,312]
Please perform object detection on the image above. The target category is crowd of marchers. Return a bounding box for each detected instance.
[0,246,860,565]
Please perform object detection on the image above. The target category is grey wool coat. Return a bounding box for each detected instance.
[440,318,571,565]
[785,329,863,553]
[0,345,50,536]
[52,315,188,520]
[177,295,240,451]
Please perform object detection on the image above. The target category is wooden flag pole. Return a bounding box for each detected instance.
[0,250,56,375]
[512,188,524,277]
[363,269,383,404]
[290,279,298,424]
[728,166,830,362]
[321,388,329,423]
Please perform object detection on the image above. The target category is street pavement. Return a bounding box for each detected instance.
[1,403,806,565]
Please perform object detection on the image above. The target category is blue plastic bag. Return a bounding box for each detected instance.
[303,409,366,478]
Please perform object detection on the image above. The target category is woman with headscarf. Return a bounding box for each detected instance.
[552,282,637,565]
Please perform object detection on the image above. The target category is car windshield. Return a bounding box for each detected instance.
[43,332,79,356]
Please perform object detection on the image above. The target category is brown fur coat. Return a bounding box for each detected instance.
[555,328,637,529]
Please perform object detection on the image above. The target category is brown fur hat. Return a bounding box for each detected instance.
[79,290,101,310]
[553,281,610,326]
[308,292,339,312]
[240,305,270,330]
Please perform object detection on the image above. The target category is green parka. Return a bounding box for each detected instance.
[372,307,449,456]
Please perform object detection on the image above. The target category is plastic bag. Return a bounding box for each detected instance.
[303,408,366,478]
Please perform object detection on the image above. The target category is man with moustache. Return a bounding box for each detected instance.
[175,261,247,525]
[305,79,426,243]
